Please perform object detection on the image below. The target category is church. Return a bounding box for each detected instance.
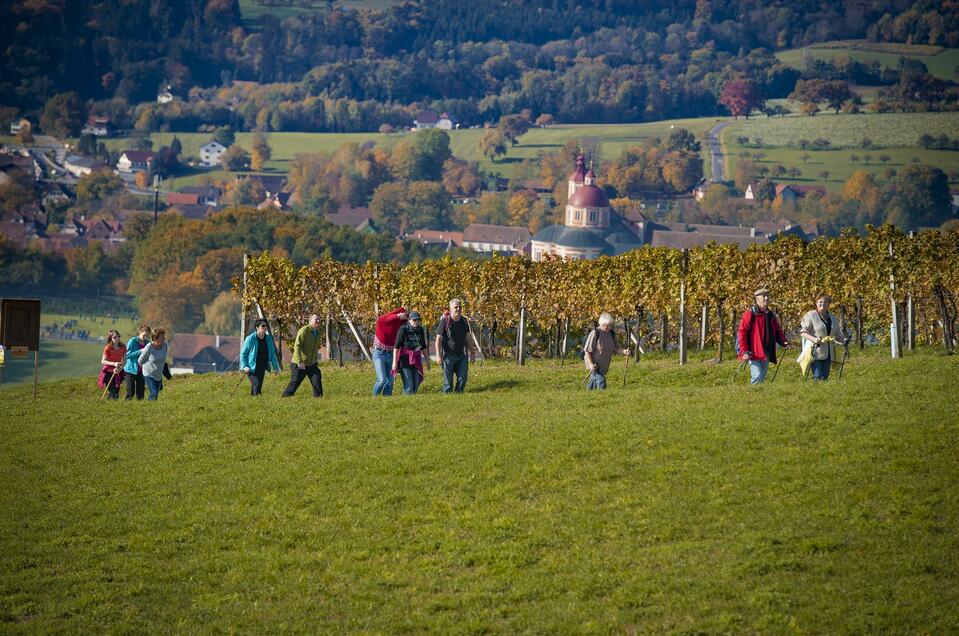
[529,155,644,261]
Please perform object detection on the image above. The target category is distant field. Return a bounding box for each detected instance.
[239,0,399,27]
[776,40,959,82]
[720,112,959,190]
[0,339,105,387]
[107,118,725,186]
[722,112,959,149]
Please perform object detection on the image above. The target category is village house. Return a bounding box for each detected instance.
[437,112,459,130]
[327,205,376,232]
[775,183,827,202]
[116,150,155,173]
[8,118,30,135]
[166,186,221,209]
[64,155,109,178]
[199,140,227,167]
[404,229,464,249]
[157,86,174,104]
[257,191,294,211]
[81,115,113,137]
[0,153,39,186]
[413,110,439,130]
[167,334,241,374]
[462,223,531,256]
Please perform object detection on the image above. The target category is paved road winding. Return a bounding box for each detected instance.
[706,121,735,182]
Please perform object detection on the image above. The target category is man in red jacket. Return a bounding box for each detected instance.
[737,288,789,384]
[372,306,408,395]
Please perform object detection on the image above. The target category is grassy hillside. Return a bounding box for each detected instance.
[721,112,959,191]
[776,40,959,82]
[107,118,724,189]
[1,350,957,632]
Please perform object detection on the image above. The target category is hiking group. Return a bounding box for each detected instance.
[97,289,850,400]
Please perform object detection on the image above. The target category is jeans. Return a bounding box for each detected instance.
[441,354,468,393]
[811,359,831,381]
[586,370,607,390]
[372,348,395,396]
[398,366,422,394]
[749,360,769,384]
[248,368,265,395]
[282,363,323,397]
[145,376,162,400]
[125,370,145,400]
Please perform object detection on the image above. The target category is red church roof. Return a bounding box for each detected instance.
[568,184,610,209]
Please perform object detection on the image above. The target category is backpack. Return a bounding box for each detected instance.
[581,326,619,359]
[736,307,775,355]
[438,311,470,352]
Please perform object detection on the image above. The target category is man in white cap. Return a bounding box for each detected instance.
[737,288,789,384]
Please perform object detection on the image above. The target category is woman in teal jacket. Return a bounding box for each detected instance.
[123,324,150,400]
[240,319,281,396]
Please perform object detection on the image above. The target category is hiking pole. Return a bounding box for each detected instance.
[100,367,118,400]
[730,358,748,383]
[769,346,783,383]
[230,371,247,397]
[838,341,849,380]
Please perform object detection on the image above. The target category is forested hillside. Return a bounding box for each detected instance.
[2,0,956,134]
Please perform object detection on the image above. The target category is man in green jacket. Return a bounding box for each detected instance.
[281,313,324,398]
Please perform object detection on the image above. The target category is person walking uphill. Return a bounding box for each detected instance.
[737,288,789,384]
[799,293,849,381]
[282,314,324,398]
[138,328,168,401]
[393,311,430,394]
[240,319,281,396]
[123,324,150,400]
[584,313,630,390]
[372,306,408,396]
[434,299,477,394]
[99,329,126,400]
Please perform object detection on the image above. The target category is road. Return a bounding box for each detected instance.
[706,121,735,182]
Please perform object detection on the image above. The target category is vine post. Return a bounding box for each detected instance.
[888,241,901,359]
[240,253,249,339]
[699,303,708,350]
[517,300,527,366]
[679,249,688,366]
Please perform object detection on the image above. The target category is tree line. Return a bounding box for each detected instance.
[2,0,956,135]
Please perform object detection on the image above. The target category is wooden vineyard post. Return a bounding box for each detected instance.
[517,302,527,366]
[716,300,725,363]
[888,240,900,359]
[634,304,644,362]
[699,303,708,350]
[679,249,688,366]
[240,253,248,339]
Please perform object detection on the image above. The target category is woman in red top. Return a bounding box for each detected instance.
[99,329,127,400]
[372,306,407,396]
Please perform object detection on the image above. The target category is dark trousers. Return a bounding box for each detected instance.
[282,363,323,397]
[811,359,832,381]
[125,371,145,400]
[248,368,266,396]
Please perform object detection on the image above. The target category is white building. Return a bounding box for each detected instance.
[199,140,227,167]
[116,150,155,173]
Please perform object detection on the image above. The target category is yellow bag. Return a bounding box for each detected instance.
[797,340,814,377]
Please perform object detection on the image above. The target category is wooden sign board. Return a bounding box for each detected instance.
[0,299,41,352]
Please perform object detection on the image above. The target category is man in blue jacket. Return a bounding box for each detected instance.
[240,319,281,396]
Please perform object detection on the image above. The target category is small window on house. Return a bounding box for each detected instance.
[575,210,581,222]
[589,211,597,223]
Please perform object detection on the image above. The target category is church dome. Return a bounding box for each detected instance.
[568,184,610,209]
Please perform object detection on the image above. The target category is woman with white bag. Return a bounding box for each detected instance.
[799,294,849,381]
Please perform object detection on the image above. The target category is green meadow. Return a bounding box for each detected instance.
[1,349,957,633]
[776,40,959,82]
[238,0,401,28]
[720,112,959,190]
[109,118,725,189]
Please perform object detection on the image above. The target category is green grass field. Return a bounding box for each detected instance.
[776,40,959,82]
[239,0,400,28]
[1,349,957,632]
[109,118,725,189]
[720,112,959,190]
